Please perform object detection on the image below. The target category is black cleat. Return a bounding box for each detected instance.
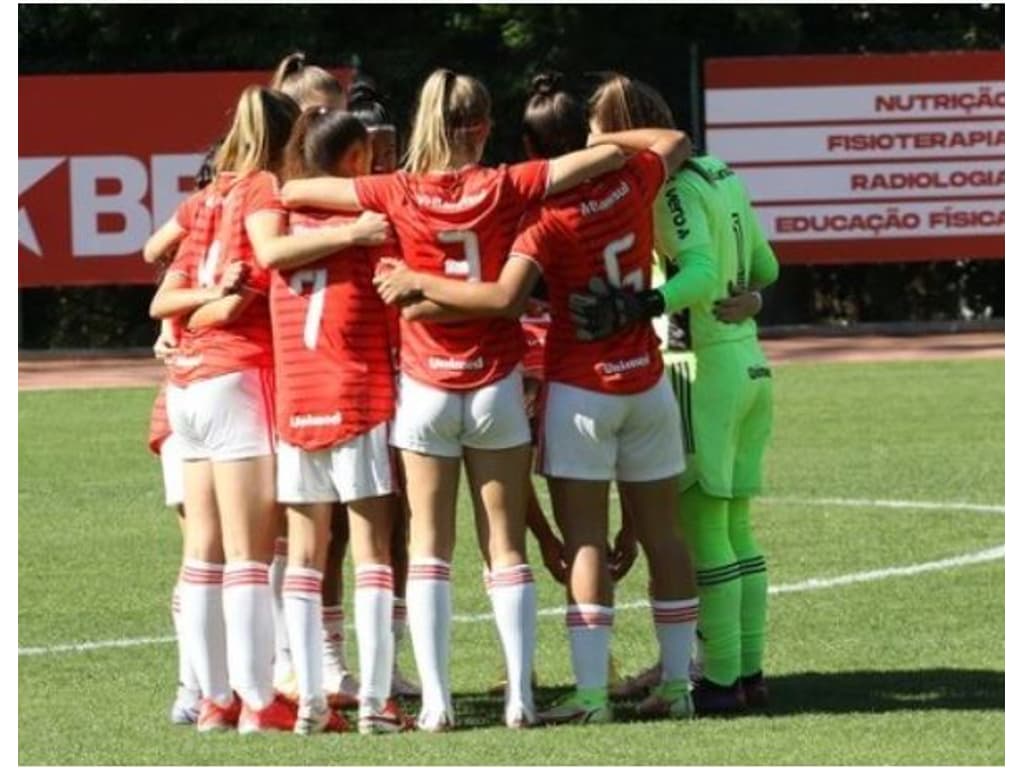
[692,679,746,716]
[741,671,769,709]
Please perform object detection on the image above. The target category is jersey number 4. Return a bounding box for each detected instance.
[289,268,328,351]
[603,233,644,291]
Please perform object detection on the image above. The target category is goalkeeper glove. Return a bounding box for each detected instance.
[568,276,666,342]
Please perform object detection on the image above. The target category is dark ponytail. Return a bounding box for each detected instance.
[282,106,368,180]
[522,72,588,159]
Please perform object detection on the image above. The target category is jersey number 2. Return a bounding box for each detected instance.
[603,233,644,291]
[290,268,327,351]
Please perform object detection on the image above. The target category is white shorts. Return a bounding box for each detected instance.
[166,368,275,462]
[276,423,395,504]
[540,374,685,482]
[391,371,531,458]
[159,433,185,507]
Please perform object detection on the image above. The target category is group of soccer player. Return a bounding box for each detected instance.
[143,53,778,736]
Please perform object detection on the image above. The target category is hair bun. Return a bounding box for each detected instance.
[530,72,563,97]
[347,76,381,105]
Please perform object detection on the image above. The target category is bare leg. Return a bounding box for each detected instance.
[400,450,460,725]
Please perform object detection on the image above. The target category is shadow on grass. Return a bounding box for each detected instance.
[444,668,1003,728]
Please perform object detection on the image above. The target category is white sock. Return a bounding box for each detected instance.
[566,603,613,693]
[283,566,324,707]
[487,565,536,715]
[270,537,292,674]
[179,559,231,705]
[406,558,452,715]
[355,565,394,707]
[652,599,699,684]
[223,561,274,710]
[171,577,200,695]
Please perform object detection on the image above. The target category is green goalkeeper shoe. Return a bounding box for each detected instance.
[538,689,613,725]
[636,680,695,720]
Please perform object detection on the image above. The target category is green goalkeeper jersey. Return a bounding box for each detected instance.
[653,155,779,349]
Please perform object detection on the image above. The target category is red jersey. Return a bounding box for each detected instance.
[270,209,399,451]
[167,172,277,387]
[354,161,549,390]
[148,385,171,455]
[520,298,550,381]
[512,151,666,395]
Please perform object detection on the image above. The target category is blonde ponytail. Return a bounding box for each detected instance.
[214,86,300,175]
[270,51,344,109]
[405,68,491,173]
[590,73,676,133]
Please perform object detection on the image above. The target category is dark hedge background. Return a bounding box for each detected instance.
[18,4,1005,348]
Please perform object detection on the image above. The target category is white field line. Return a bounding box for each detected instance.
[761,496,1004,514]
[532,484,1005,515]
[19,544,1004,658]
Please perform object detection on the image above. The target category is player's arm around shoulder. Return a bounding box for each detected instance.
[653,174,717,313]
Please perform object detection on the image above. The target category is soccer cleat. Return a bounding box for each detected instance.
[324,637,360,708]
[273,666,300,703]
[610,662,661,700]
[294,701,350,735]
[170,685,200,725]
[196,695,241,733]
[636,681,695,719]
[741,672,769,709]
[391,663,422,698]
[238,693,299,734]
[416,707,456,733]
[692,679,746,716]
[358,698,416,734]
[538,691,612,726]
[325,669,360,709]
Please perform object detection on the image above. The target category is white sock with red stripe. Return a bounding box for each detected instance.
[270,537,292,677]
[406,558,452,716]
[179,559,231,706]
[171,577,200,696]
[652,598,700,684]
[283,566,324,707]
[487,565,537,716]
[223,561,274,710]
[355,565,395,707]
[566,603,614,693]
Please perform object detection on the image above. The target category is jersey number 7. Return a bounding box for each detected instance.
[289,268,328,351]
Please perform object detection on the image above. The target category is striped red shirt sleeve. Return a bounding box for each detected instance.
[508,160,550,206]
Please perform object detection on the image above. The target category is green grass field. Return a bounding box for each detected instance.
[18,358,1004,765]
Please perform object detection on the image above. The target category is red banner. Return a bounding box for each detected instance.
[19,69,351,287]
[704,51,1004,264]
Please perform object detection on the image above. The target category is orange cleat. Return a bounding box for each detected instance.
[238,693,299,734]
[295,701,351,735]
[197,695,242,733]
[358,698,416,734]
